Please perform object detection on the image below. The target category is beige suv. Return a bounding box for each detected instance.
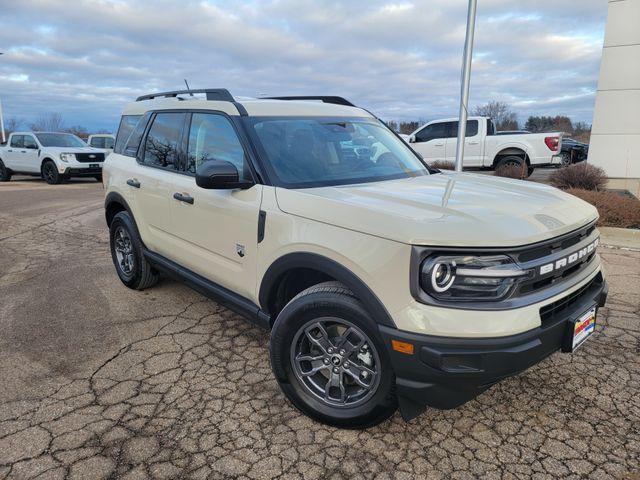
[104,89,607,427]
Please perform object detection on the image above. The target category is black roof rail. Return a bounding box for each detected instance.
[136,88,235,102]
[263,96,356,107]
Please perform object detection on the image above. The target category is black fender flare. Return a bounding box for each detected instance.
[259,252,396,328]
[104,192,143,238]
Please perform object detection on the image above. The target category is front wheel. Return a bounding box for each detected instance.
[270,282,397,428]
[41,160,62,184]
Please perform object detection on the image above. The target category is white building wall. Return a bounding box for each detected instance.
[588,0,640,178]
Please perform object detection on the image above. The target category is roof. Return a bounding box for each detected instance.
[121,91,373,118]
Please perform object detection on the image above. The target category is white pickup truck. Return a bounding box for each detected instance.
[0,131,106,184]
[402,116,563,175]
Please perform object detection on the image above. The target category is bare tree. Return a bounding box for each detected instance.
[30,113,65,132]
[472,101,518,130]
[65,125,89,139]
[4,117,23,136]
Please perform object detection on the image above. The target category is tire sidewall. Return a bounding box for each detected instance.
[109,212,144,288]
[270,292,397,428]
[0,159,10,181]
[42,160,60,184]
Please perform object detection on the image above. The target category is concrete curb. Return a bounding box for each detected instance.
[599,226,640,251]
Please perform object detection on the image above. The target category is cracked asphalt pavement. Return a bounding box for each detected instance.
[0,178,639,479]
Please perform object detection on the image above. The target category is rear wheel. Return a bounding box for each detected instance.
[0,160,11,182]
[496,155,531,178]
[270,282,397,428]
[41,160,62,184]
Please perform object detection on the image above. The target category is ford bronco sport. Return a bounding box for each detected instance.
[104,89,607,428]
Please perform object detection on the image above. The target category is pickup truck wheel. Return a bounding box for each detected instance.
[560,152,572,167]
[41,160,62,185]
[109,211,158,290]
[270,281,397,428]
[496,156,531,178]
[0,160,11,182]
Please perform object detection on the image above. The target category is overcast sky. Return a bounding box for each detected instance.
[0,0,607,132]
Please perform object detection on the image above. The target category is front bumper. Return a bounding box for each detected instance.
[379,272,607,421]
[63,166,103,176]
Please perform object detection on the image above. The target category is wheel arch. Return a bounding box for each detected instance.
[492,146,531,167]
[259,252,396,328]
[104,192,142,235]
[40,157,56,170]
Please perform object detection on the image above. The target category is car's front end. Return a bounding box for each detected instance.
[55,150,106,177]
[34,133,106,179]
[378,220,606,419]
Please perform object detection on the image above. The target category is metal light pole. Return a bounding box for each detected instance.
[454,0,478,172]
[0,98,5,144]
[0,52,4,143]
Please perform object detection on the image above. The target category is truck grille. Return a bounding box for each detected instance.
[512,221,599,297]
[75,153,105,163]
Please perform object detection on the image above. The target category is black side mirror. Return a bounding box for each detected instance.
[196,160,253,190]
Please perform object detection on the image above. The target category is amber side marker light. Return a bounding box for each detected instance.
[391,340,414,355]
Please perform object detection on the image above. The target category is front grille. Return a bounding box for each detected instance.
[539,272,603,324]
[509,222,599,297]
[75,152,105,163]
[516,222,596,263]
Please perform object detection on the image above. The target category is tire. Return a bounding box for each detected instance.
[41,160,62,184]
[0,159,11,182]
[560,152,572,167]
[94,174,103,183]
[270,281,397,428]
[109,211,158,290]
[496,155,530,178]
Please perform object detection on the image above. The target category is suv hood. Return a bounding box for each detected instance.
[275,172,598,247]
[43,147,105,154]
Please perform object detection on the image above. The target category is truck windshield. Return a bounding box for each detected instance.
[246,117,428,188]
[35,133,86,148]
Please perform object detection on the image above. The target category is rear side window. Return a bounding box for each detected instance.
[141,113,185,171]
[114,115,141,154]
[446,120,479,138]
[10,135,24,148]
[186,113,249,178]
[487,119,496,136]
[23,136,38,148]
[123,113,151,157]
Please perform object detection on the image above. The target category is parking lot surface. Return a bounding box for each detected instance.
[0,178,639,479]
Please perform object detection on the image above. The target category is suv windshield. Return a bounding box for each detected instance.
[35,133,86,148]
[247,117,428,188]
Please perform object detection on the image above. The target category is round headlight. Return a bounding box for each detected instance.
[430,261,456,292]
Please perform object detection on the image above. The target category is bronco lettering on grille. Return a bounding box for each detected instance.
[539,238,599,275]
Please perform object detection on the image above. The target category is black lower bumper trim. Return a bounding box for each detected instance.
[64,167,102,176]
[379,272,607,421]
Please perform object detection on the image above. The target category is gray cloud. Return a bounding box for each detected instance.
[0,0,607,131]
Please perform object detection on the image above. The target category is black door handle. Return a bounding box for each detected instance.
[126,179,140,188]
[21,150,27,153]
[7,149,12,152]
[173,192,194,204]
